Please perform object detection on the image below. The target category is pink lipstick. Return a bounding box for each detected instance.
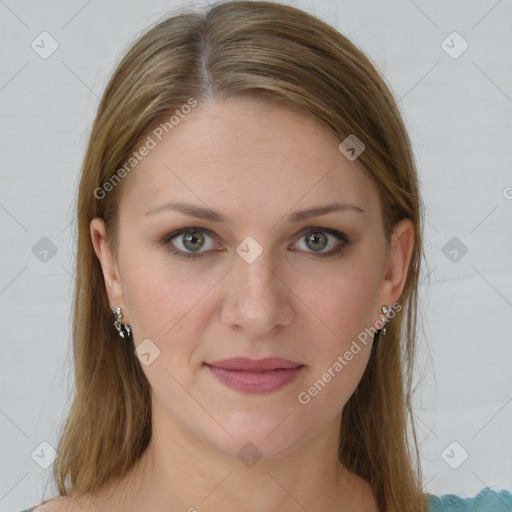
[205,357,304,394]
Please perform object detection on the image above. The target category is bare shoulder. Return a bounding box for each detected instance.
[28,486,128,512]
[30,497,66,511]
[30,496,84,512]
[28,474,137,512]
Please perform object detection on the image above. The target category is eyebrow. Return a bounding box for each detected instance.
[144,199,365,223]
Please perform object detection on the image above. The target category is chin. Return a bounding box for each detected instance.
[197,408,316,464]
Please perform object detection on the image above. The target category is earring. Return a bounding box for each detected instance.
[375,305,389,336]
[113,306,132,340]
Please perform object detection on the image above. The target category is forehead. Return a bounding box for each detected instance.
[119,97,381,225]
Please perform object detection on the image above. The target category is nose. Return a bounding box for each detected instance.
[220,247,294,340]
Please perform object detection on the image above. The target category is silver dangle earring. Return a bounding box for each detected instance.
[113,306,132,340]
[376,305,389,336]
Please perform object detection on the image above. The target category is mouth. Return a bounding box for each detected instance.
[204,357,305,394]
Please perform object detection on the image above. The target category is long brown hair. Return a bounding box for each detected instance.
[53,2,428,510]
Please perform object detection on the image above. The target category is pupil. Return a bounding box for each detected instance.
[307,232,326,251]
[183,232,204,251]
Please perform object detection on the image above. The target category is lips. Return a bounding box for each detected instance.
[207,357,302,371]
[205,357,305,394]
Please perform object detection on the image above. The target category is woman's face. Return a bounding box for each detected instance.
[91,97,413,461]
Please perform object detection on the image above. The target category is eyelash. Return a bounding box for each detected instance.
[161,227,350,259]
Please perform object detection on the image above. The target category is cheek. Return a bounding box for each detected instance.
[296,287,374,417]
[293,259,379,403]
[295,323,373,428]
[300,261,381,346]
[121,247,221,356]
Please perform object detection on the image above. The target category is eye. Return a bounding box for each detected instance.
[291,227,349,257]
[163,228,221,258]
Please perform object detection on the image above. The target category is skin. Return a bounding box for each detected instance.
[52,97,414,512]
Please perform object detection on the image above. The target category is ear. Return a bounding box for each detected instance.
[377,218,415,307]
[90,217,127,316]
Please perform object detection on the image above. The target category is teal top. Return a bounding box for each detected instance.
[425,487,512,511]
[17,486,512,511]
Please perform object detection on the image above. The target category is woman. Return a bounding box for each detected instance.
[19,1,512,511]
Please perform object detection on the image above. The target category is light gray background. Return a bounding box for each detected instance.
[1,0,511,510]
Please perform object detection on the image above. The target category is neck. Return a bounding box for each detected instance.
[89,399,372,512]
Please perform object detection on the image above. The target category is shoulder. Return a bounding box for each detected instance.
[426,487,512,511]
[18,496,74,512]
